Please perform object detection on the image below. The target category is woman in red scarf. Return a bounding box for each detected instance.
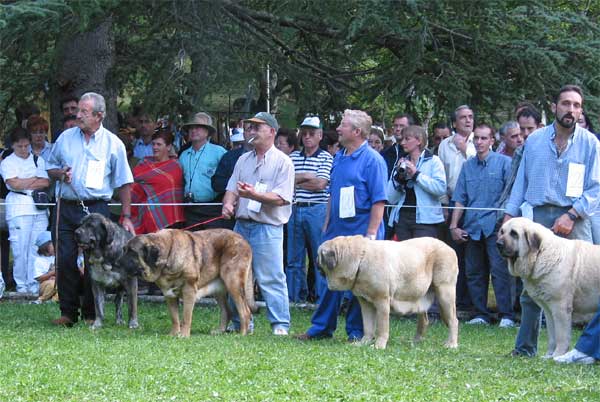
[130,129,184,234]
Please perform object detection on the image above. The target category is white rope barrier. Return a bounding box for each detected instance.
[0,200,507,212]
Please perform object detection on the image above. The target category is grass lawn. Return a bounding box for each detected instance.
[0,300,597,401]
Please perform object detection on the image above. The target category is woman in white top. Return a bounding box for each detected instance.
[0,128,49,293]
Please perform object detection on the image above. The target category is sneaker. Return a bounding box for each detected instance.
[553,349,595,365]
[0,282,4,299]
[30,299,43,305]
[466,317,489,325]
[273,327,288,336]
[499,318,516,328]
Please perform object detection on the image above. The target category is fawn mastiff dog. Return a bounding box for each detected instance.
[121,228,256,337]
[318,235,459,349]
[74,213,138,330]
[497,217,600,357]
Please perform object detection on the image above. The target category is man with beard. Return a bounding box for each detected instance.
[504,85,600,357]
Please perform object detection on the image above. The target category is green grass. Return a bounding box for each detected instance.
[0,301,598,401]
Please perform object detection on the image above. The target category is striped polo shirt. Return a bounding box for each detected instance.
[290,147,333,203]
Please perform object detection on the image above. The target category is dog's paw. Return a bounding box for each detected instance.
[116,318,125,326]
[444,340,458,349]
[374,339,388,349]
[90,320,103,330]
[128,320,139,329]
[210,328,226,335]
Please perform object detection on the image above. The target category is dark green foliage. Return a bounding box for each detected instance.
[1,0,599,131]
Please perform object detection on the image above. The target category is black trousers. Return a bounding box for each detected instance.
[52,200,109,322]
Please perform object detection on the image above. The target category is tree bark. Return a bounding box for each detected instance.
[49,17,117,139]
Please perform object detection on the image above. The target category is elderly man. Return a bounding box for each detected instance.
[296,109,387,342]
[222,112,294,336]
[286,116,333,303]
[505,85,600,357]
[438,104,477,313]
[47,92,134,326]
[179,112,226,230]
[497,121,523,158]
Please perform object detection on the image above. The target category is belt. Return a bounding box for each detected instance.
[295,201,321,207]
[60,199,108,206]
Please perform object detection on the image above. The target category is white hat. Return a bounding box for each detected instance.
[300,116,322,129]
[230,128,244,142]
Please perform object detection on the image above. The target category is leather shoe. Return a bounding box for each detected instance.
[294,333,331,341]
[51,316,75,327]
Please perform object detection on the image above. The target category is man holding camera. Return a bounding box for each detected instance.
[179,112,226,230]
[450,123,515,327]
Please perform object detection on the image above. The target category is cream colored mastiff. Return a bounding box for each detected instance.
[318,235,459,349]
[497,217,600,357]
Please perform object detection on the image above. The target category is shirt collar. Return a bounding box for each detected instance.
[300,147,323,157]
[80,124,104,140]
[343,140,368,159]
[549,122,577,144]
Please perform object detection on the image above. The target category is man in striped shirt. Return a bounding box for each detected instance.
[287,116,333,303]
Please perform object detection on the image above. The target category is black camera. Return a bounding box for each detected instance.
[394,161,407,183]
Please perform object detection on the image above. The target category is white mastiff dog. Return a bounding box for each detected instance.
[497,217,600,357]
[317,235,459,349]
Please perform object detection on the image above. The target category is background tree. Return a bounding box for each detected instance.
[1,0,599,135]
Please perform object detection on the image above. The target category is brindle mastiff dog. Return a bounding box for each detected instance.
[121,228,256,337]
[74,213,138,330]
[318,235,459,349]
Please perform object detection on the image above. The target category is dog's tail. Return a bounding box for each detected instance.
[245,262,259,314]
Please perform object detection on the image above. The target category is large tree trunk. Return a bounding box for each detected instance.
[49,17,117,139]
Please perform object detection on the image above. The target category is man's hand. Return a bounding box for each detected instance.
[450,227,469,243]
[551,214,575,236]
[121,217,136,235]
[453,134,468,154]
[63,167,73,184]
[237,182,256,199]
[222,203,235,219]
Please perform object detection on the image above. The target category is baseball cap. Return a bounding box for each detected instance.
[300,116,322,129]
[230,128,244,142]
[244,112,279,131]
[35,231,52,248]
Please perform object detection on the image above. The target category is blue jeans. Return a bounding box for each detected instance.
[575,299,600,359]
[286,204,327,303]
[306,288,363,340]
[230,220,290,331]
[465,233,514,322]
[515,205,592,356]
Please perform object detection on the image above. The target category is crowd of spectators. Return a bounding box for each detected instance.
[1,85,600,363]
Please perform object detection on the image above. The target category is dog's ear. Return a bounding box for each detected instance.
[143,243,161,265]
[103,216,115,245]
[525,229,541,252]
[319,248,337,271]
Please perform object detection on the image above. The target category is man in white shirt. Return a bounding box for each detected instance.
[438,104,476,313]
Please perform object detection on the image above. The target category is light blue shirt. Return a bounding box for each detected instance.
[506,123,600,218]
[46,125,133,200]
[387,149,446,225]
[133,138,153,159]
[179,142,226,202]
[453,152,511,240]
